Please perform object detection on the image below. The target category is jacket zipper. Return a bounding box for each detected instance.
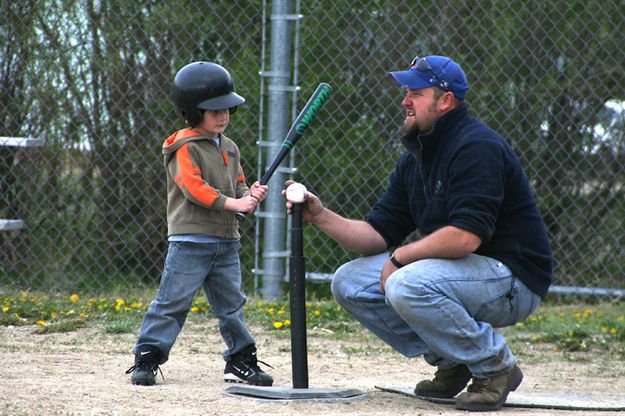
[416,140,429,203]
[216,142,232,236]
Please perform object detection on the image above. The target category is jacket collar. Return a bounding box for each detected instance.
[401,104,468,157]
[162,130,224,155]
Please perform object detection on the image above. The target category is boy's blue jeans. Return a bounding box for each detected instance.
[133,241,255,363]
[331,252,541,378]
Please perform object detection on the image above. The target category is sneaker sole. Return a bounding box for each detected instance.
[224,374,273,386]
[454,366,523,412]
[131,378,156,386]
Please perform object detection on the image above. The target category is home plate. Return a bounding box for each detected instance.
[225,385,366,403]
[375,386,625,411]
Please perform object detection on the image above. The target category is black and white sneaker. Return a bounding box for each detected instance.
[125,348,163,386]
[224,345,273,386]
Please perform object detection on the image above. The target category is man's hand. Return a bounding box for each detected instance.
[281,180,388,255]
[282,180,324,222]
[249,181,268,202]
[380,258,399,294]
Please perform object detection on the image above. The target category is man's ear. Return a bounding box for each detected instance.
[440,91,456,111]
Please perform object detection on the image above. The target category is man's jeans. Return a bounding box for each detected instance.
[331,252,541,377]
[134,241,255,363]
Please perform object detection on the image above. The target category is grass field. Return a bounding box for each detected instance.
[2,288,625,358]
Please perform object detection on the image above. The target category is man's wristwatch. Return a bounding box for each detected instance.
[389,251,405,268]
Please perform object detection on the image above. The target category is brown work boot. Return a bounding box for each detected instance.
[454,365,523,411]
[414,364,472,398]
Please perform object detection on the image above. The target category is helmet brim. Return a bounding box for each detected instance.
[197,92,245,111]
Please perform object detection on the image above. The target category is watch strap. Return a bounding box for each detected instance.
[389,251,405,268]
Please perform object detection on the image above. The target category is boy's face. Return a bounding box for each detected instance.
[197,109,230,137]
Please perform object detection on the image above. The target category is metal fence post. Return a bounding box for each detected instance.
[260,0,295,300]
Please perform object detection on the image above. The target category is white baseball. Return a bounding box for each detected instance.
[286,182,308,203]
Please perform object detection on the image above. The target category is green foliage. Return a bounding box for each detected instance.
[1,0,624,292]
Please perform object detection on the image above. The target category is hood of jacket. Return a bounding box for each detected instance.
[162,128,217,161]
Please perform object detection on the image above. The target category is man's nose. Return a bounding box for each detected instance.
[401,94,411,107]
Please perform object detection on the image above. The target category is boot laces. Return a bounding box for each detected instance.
[467,377,489,393]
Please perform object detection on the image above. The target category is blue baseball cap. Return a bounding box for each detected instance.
[389,55,470,100]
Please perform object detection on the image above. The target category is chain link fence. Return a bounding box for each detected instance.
[1,1,624,298]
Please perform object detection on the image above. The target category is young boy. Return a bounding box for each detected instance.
[126,62,273,386]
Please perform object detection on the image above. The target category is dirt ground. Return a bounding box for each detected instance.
[1,319,625,416]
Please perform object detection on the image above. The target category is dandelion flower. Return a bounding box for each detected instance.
[314,310,321,316]
[70,293,79,303]
[273,321,284,329]
[610,328,617,334]
[191,307,199,313]
[2,307,9,313]
[36,320,46,326]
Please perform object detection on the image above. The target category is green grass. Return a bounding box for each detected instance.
[35,319,88,334]
[2,287,625,360]
[504,303,625,356]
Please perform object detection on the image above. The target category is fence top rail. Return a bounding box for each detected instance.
[0,137,44,147]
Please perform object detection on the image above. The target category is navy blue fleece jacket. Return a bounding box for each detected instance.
[366,104,552,298]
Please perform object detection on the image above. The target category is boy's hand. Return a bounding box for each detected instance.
[224,195,258,213]
[237,195,258,213]
[250,181,268,202]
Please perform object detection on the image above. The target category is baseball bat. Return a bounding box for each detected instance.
[236,82,332,221]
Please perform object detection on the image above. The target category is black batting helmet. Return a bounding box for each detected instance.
[172,62,245,126]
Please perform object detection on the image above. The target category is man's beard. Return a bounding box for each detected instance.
[403,120,422,137]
